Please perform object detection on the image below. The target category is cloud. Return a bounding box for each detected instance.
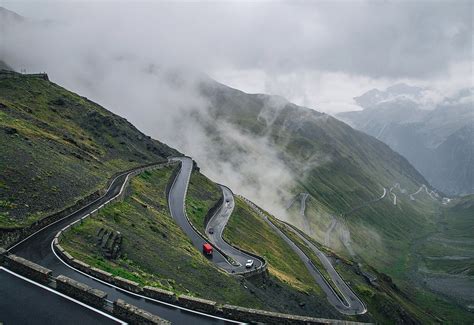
[2,1,471,116]
[4,0,471,78]
[0,1,470,213]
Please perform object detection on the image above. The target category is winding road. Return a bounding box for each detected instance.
[7,162,235,325]
[168,157,264,274]
[241,198,367,315]
[410,184,439,201]
[205,185,263,272]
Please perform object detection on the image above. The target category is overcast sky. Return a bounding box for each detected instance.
[2,0,472,113]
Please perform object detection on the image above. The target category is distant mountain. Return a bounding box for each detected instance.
[186,77,442,269]
[338,84,473,195]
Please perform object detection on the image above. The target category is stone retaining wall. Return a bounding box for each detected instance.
[56,275,108,308]
[144,286,177,304]
[178,295,217,314]
[5,254,52,284]
[0,247,7,263]
[221,304,343,324]
[203,195,223,229]
[113,299,170,325]
[113,276,142,293]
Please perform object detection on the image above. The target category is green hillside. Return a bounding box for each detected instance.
[196,79,474,321]
[0,71,177,230]
[410,195,474,317]
[198,80,433,262]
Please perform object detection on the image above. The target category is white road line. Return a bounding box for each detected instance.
[0,267,127,324]
[380,187,387,199]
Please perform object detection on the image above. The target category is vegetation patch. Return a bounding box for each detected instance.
[185,171,221,234]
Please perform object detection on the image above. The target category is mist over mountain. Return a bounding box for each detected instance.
[338,85,473,196]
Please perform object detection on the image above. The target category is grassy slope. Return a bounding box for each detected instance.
[222,196,347,320]
[185,171,221,235]
[408,195,474,323]
[0,72,177,228]
[225,198,448,323]
[184,174,349,318]
[61,166,261,307]
[224,197,322,294]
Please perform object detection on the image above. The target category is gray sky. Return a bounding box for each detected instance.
[2,0,472,113]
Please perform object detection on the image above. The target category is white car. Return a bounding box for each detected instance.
[245,259,254,268]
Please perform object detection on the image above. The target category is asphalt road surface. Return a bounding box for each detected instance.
[0,267,123,325]
[169,157,263,273]
[205,185,263,272]
[7,162,234,325]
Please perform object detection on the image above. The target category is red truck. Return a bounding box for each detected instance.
[203,243,213,255]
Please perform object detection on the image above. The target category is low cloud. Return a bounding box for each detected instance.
[0,1,470,216]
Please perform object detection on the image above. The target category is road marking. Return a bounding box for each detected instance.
[0,267,127,324]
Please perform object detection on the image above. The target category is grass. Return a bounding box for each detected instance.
[185,171,221,234]
[224,196,325,295]
[404,195,474,323]
[266,215,346,300]
[0,72,177,229]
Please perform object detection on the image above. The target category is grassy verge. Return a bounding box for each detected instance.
[224,197,325,295]
[185,171,221,234]
[266,215,346,301]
